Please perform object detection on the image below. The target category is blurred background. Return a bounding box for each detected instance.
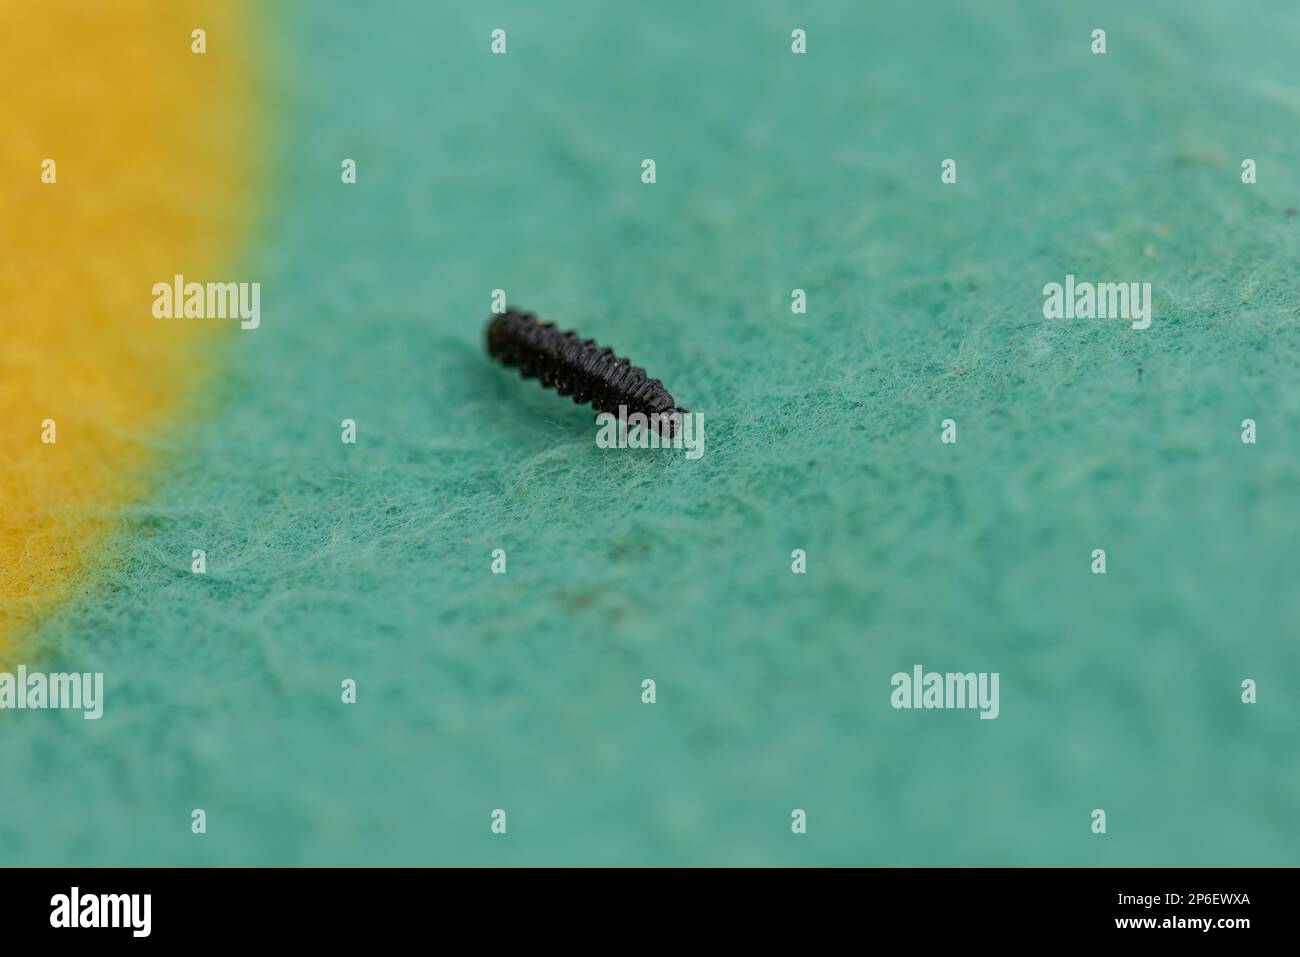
[1,0,1297,865]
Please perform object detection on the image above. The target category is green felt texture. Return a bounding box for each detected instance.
[3,0,1299,866]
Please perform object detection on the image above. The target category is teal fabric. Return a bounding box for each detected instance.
[3,0,1299,865]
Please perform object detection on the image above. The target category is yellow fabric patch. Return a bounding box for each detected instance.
[0,1,261,652]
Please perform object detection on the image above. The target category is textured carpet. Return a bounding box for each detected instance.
[1,0,1298,866]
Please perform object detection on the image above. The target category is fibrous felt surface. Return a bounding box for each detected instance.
[1,0,1298,865]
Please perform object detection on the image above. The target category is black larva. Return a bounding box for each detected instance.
[486,309,686,436]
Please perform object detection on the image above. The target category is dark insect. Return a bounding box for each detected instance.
[486,309,686,436]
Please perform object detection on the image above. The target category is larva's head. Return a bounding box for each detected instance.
[485,309,538,364]
[648,406,687,439]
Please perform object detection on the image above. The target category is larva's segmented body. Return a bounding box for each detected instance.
[486,309,686,436]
